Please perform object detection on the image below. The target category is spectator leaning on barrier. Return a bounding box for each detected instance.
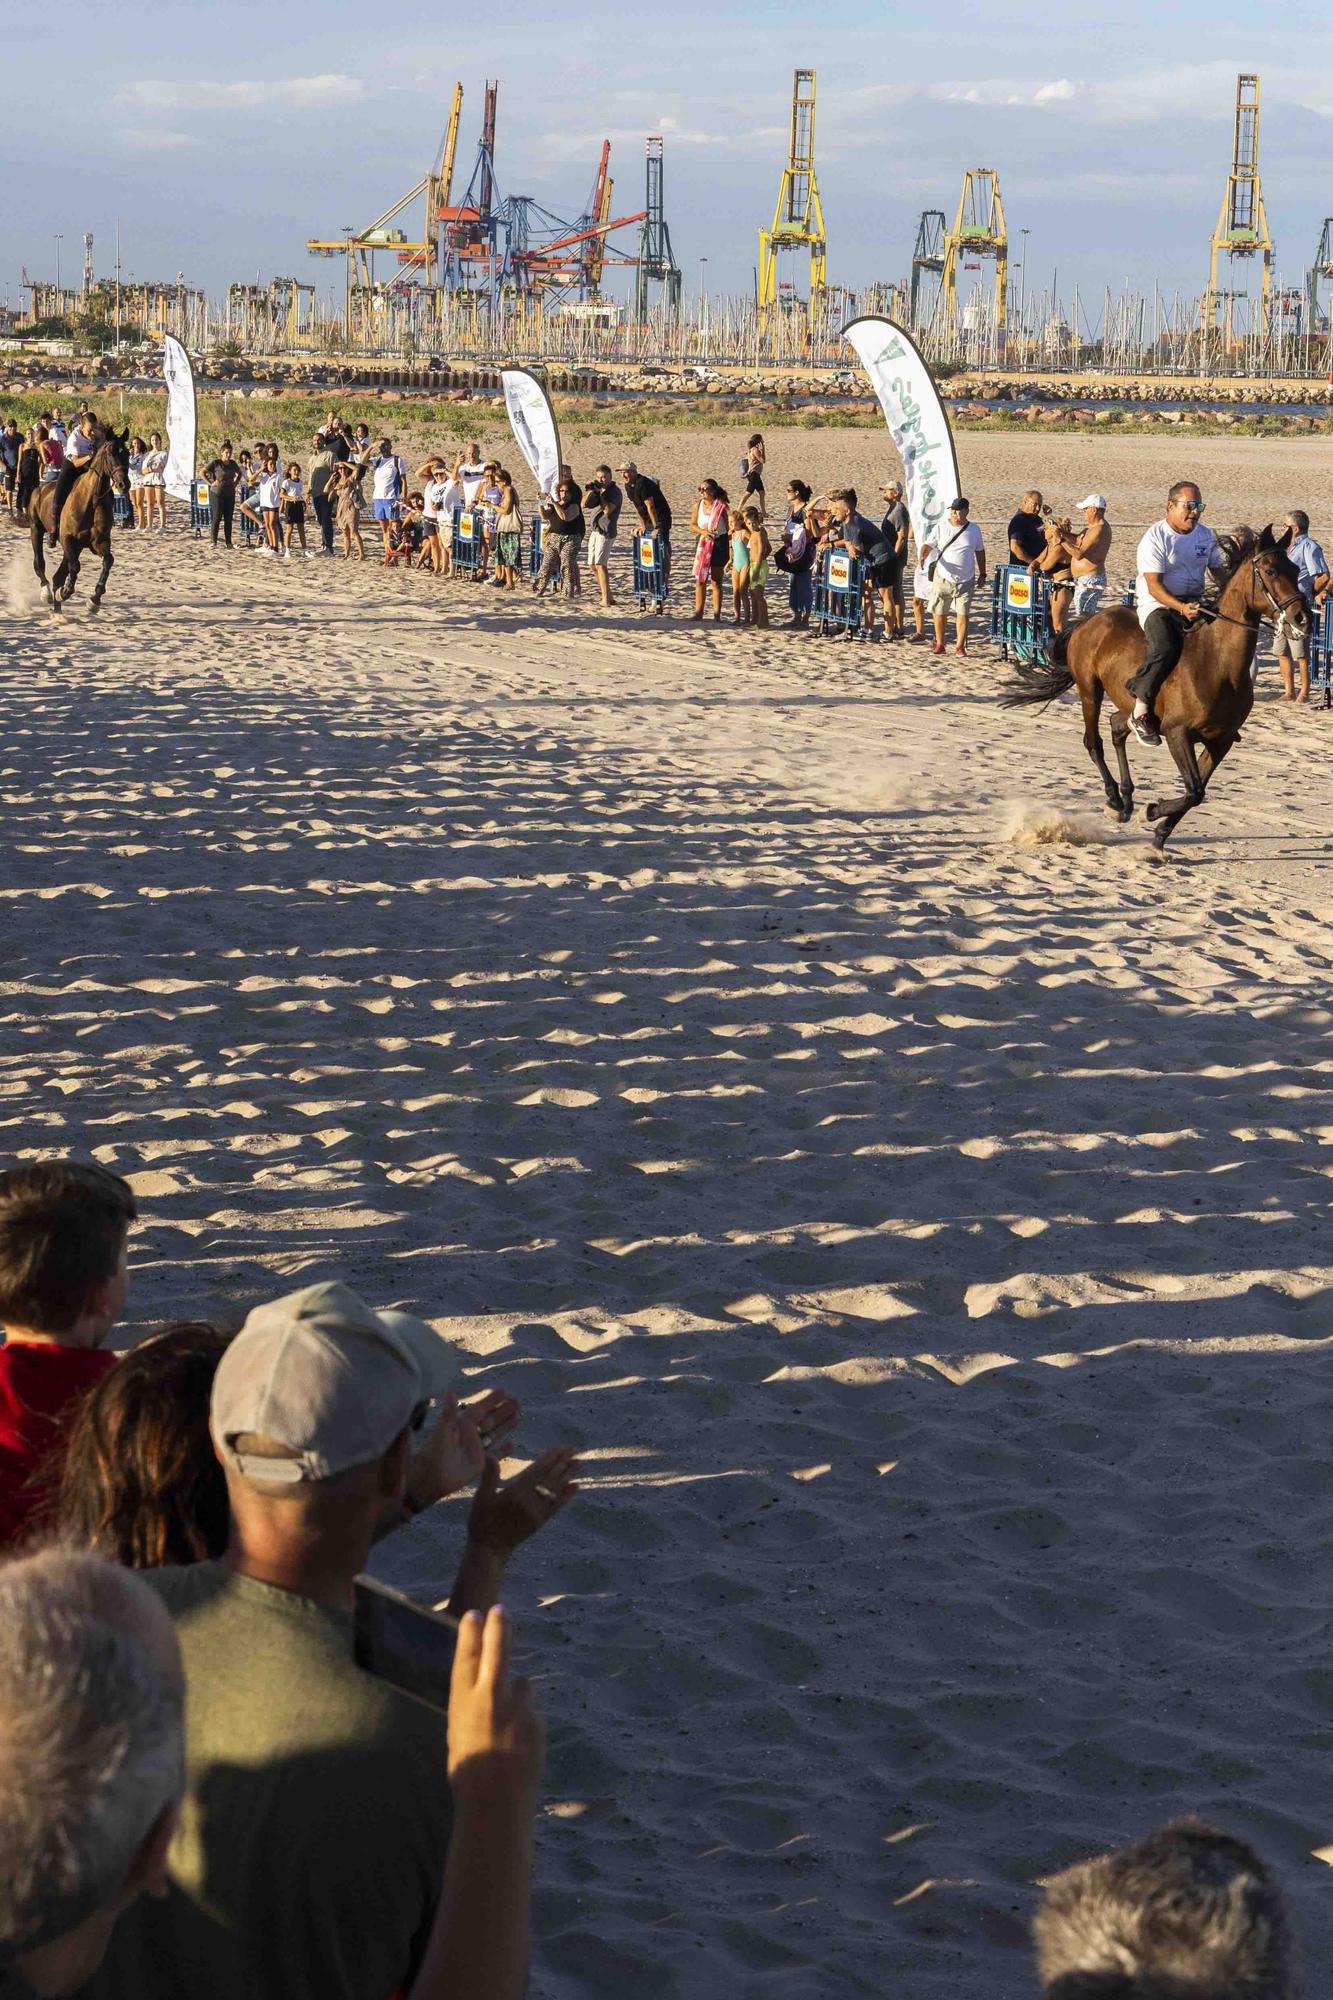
[0,1550,185,2000]
[1007,489,1047,570]
[1275,508,1330,705]
[921,497,986,659]
[1032,1817,1298,1998]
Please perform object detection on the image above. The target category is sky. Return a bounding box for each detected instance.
[4,0,1332,322]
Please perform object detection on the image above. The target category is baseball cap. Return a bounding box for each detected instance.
[1076,493,1108,511]
[212,1281,464,1485]
[618,459,637,473]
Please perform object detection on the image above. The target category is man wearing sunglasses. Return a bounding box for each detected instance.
[1128,480,1227,745]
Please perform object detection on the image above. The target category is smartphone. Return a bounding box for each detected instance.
[353,1576,458,1712]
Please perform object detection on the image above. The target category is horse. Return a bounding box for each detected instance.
[29,426,131,615]
[999,525,1307,854]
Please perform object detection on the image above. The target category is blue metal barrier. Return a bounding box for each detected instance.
[112,492,132,528]
[990,562,1054,665]
[1312,597,1333,709]
[528,514,545,581]
[184,478,213,538]
[632,530,668,611]
[817,546,865,638]
[451,505,486,578]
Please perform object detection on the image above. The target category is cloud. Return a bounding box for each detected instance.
[928,77,1085,109]
[112,127,195,153]
[114,73,364,115]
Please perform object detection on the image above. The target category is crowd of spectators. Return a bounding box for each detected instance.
[0,1153,1309,1996]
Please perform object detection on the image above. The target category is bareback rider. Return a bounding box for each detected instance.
[46,410,99,544]
[1127,480,1227,745]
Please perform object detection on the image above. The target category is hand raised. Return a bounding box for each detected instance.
[466,1447,580,1556]
[447,1606,545,1812]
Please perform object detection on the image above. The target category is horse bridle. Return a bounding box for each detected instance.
[1199,549,1305,630]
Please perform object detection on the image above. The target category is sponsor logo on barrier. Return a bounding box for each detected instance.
[639,536,656,568]
[458,511,475,538]
[828,551,852,590]
[194,480,210,509]
[1006,572,1033,611]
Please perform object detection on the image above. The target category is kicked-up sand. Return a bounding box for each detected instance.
[1,429,1332,1997]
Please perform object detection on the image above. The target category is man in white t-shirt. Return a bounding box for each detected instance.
[921,497,986,657]
[455,444,486,508]
[1127,480,1227,744]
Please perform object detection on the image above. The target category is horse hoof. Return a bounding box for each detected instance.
[1145,802,1163,823]
[88,602,99,616]
[1117,807,1134,824]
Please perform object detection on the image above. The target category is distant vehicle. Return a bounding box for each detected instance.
[640,363,669,376]
[689,365,720,384]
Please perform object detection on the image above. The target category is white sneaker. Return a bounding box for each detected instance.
[304,550,316,560]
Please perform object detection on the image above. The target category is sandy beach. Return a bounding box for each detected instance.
[2,427,1332,1997]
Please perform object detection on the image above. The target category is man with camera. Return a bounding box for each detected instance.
[921,498,987,657]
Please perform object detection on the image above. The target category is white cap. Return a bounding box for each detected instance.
[212,1281,464,1484]
[1075,494,1108,512]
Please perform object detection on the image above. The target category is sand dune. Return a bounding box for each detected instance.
[2,430,1332,1997]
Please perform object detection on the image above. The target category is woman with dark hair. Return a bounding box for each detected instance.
[55,1322,233,1568]
[779,479,817,631]
[691,478,730,621]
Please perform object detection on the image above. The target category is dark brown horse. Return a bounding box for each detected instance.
[29,427,131,615]
[1000,525,1306,853]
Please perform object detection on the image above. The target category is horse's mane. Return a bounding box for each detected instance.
[1203,525,1257,605]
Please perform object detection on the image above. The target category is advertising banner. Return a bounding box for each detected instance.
[162,335,196,503]
[501,367,562,498]
[841,315,961,557]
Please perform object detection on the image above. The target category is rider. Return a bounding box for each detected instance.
[47,411,99,545]
[1126,480,1227,746]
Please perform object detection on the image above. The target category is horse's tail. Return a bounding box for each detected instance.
[997,628,1075,710]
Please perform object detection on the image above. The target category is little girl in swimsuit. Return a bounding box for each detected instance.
[729,508,751,626]
[743,508,771,630]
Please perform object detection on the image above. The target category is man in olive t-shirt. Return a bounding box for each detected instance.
[87,1282,463,2000]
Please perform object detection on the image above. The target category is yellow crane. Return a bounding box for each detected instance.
[757,68,826,339]
[938,169,1008,343]
[305,81,464,329]
[1203,72,1272,341]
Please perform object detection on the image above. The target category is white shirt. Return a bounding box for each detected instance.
[48,419,67,445]
[458,462,486,502]
[925,519,984,583]
[424,477,457,521]
[371,454,405,502]
[65,425,95,464]
[1134,520,1223,628]
[257,470,281,509]
[281,478,304,503]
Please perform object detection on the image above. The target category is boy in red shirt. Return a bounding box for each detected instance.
[0,1160,136,1546]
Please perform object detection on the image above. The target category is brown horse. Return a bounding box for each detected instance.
[1000,525,1307,853]
[29,427,131,615]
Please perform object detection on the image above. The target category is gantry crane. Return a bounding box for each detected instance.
[1203,73,1272,338]
[635,137,681,318]
[1307,217,1333,333]
[939,170,1007,342]
[757,68,826,338]
[909,210,947,330]
[580,142,614,298]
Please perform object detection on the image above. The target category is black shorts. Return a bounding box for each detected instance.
[285,502,305,526]
[2,465,14,492]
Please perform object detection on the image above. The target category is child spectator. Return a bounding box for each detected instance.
[0,1160,136,1548]
[743,507,771,630]
[728,508,751,626]
[256,453,282,555]
[280,461,310,559]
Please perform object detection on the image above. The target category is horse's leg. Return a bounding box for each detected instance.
[1080,679,1124,815]
[1108,710,1135,822]
[89,538,113,613]
[60,545,81,602]
[1145,729,1207,851]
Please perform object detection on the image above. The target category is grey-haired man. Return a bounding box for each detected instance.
[0,1551,183,1999]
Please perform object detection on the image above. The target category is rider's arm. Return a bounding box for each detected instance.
[1143,571,1199,617]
